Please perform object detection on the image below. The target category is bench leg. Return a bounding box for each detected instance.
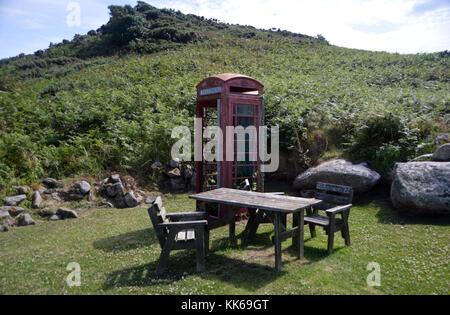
[309,223,317,238]
[196,226,205,273]
[327,228,335,254]
[205,229,210,254]
[342,223,351,247]
[342,212,351,247]
[155,230,177,275]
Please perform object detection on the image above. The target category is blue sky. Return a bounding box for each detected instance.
[0,0,449,59]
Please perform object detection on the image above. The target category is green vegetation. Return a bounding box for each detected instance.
[0,3,449,193]
[0,191,448,294]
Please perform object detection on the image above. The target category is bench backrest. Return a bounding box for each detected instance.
[315,182,353,207]
[147,196,169,248]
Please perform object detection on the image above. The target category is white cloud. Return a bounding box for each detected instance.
[152,0,450,53]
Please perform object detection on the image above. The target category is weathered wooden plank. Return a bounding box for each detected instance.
[316,182,352,194]
[166,212,206,219]
[271,227,299,243]
[190,188,321,213]
[305,214,343,227]
[315,192,351,205]
[304,214,330,226]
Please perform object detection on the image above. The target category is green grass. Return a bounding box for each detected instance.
[0,189,448,295]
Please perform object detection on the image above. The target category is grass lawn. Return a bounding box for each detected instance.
[0,188,449,295]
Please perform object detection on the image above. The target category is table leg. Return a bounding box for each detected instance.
[297,209,305,259]
[274,212,282,271]
[292,213,298,247]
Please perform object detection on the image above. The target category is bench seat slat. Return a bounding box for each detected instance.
[304,214,342,227]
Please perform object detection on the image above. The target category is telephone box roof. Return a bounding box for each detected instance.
[196,73,264,89]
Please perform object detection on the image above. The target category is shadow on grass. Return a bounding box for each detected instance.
[375,201,450,226]
[93,228,157,252]
[101,227,340,291]
[102,250,287,291]
[350,184,450,226]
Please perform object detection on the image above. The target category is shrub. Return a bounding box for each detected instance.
[346,113,420,172]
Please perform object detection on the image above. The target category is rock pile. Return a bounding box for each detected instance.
[99,174,144,208]
[0,177,87,232]
[1,160,195,232]
[151,159,196,192]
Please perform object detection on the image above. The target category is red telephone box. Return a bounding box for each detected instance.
[195,73,264,222]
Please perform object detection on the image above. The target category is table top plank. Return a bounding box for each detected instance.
[189,188,322,213]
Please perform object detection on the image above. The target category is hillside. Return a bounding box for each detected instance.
[0,2,449,194]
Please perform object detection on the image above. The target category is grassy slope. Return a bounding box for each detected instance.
[1,35,448,194]
[0,189,448,295]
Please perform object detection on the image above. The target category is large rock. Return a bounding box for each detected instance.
[7,207,25,217]
[5,194,27,206]
[435,133,449,145]
[170,178,186,191]
[0,206,25,216]
[65,193,84,201]
[432,143,450,162]
[43,178,62,188]
[183,165,194,179]
[167,168,181,178]
[31,191,42,209]
[293,159,381,193]
[151,161,163,170]
[391,162,450,215]
[106,182,124,197]
[110,174,121,183]
[1,218,15,232]
[169,158,180,168]
[56,208,78,219]
[0,210,10,220]
[12,186,29,195]
[38,209,56,217]
[17,213,36,226]
[75,181,91,194]
[124,191,139,208]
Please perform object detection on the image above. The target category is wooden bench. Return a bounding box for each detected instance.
[302,182,353,254]
[148,196,207,275]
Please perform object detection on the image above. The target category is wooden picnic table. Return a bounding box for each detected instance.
[189,188,322,271]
